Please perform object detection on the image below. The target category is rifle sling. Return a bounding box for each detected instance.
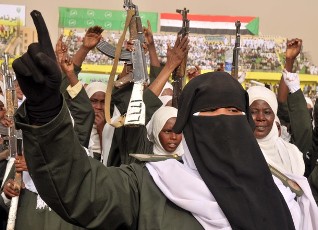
[104,9,135,128]
[268,164,304,197]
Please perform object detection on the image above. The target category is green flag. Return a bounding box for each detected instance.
[246,17,259,35]
[59,7,158,32]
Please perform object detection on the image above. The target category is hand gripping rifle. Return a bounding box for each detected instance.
[172,8,189,109]
[97,0,149,127]
[2,53,23,230]
[231,20,241,80]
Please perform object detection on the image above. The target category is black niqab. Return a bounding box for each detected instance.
[173,72,295,230]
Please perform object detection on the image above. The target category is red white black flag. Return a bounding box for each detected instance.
[160,13,259,35]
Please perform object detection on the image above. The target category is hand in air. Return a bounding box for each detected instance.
[285,38,302,60]
[12,10,62,124]
[165,36,190,70]
[82,26,104,50]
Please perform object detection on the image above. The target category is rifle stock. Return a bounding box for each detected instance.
[172,8,189,109]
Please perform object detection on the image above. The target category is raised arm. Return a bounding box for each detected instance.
[277,39,312,157]
[277,39,302,103]
[12,11,140,229]
[147,35,189,97]
[143,20,160,68]
[73,26,103,68]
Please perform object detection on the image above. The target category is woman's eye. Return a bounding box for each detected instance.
[228,108,240,113]
[162,130,172,134]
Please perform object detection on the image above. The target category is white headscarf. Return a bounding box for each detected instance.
[85,81,107,98]
[158,82,173,106]
[247,86,305,176]
[146,138,231,229]
[147,106,183,156]
[85,82,107,156]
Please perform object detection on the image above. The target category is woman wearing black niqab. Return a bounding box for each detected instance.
[148,71,295,229]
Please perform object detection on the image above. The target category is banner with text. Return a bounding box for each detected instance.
[0,4,25,26]
[59,7,158,32]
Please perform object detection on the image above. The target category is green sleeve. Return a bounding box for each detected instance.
[287,89,312,155]
[143,88,162,124]
[309,164,318,205]
[65,87,94,148]
[15,101,140,229]
[277,101,290,127]
[60,65,82,93]
[59,64,93,148]
[149,65,164,84]
[308,99,318,174]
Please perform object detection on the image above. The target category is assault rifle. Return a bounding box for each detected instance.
[231,20,241,80]
[2,53,23,230]
[171,8,189,109]
[97,0,148,126]
[1,53,20,159]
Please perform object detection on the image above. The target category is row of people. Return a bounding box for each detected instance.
[61,28,318,75]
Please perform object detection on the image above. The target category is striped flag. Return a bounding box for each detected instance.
[160,13,259,35]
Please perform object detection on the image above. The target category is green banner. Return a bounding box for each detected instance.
[59,7,158,32]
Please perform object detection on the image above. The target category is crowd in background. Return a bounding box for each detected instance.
[1,23,318,75]
[59,29,318,75]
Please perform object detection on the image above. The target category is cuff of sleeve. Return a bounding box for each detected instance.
[66,81,83,99]
[289,86,301,94]
[1,192,11,206]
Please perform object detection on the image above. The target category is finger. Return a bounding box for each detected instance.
[61,52,68,64]
[296,38,302,46]
[174,35,182,47]
[86,27,94,34]
[15,156,20,163]
[35,52,61,77]
[95,26,104,34]
[55,35,63,52]
[25,43,46,83]
[7,189,19,197]
[179,36,189,48]
[12,56,32,78]
[147,20,151,30]
[31,10,56,60]
[187,68,195,75]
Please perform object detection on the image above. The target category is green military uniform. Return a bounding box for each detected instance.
[0,66,93,230]
[106,65,164,166]
[15,102,204,230]
[277,89,313,176]
[60,65,94,148]
[308,96,318,205]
